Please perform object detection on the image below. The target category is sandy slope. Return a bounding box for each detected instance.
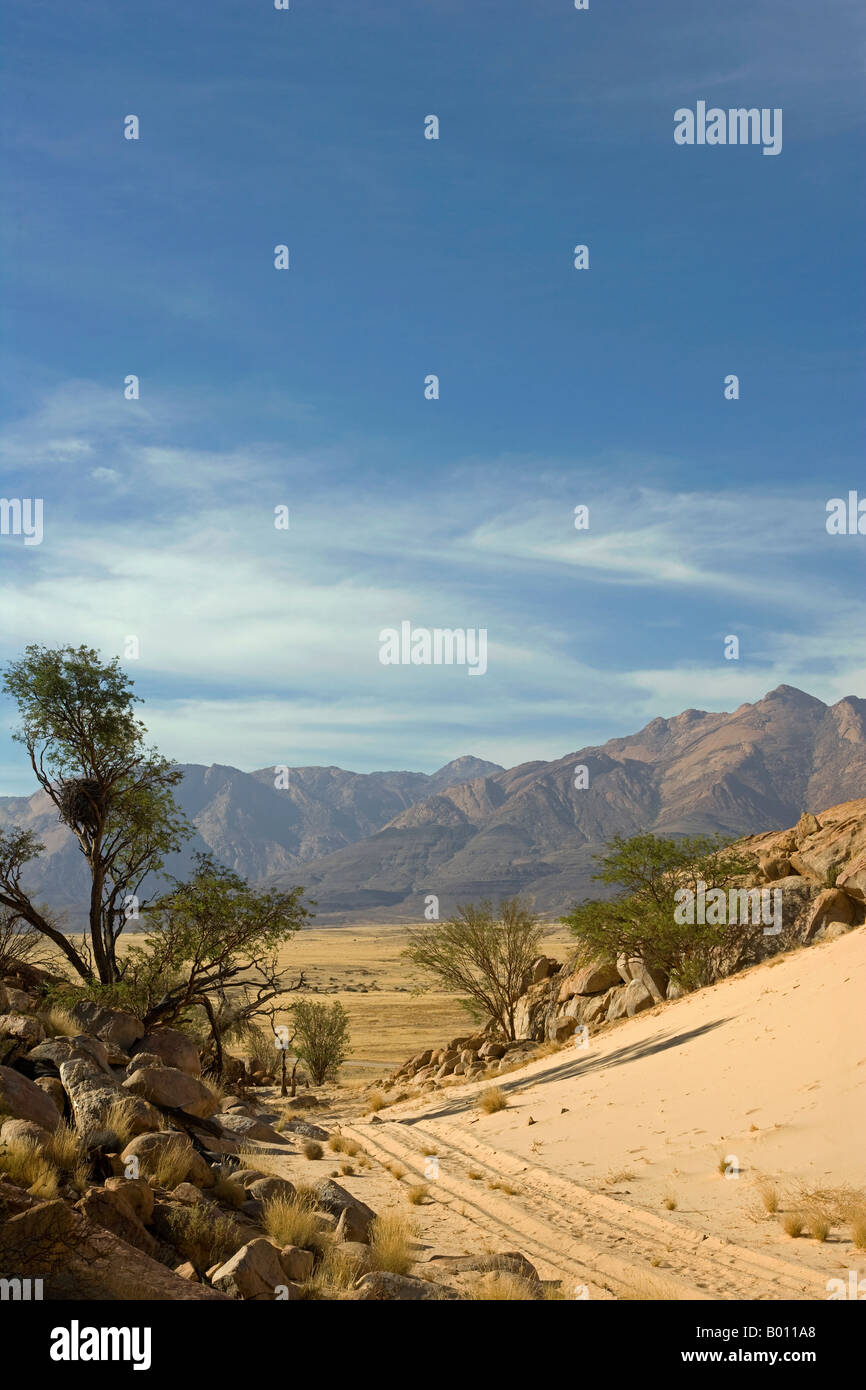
[343,927,866,1300]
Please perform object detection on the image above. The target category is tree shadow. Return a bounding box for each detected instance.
[397,1018,730,1125]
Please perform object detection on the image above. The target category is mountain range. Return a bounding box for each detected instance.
[2,686,865,927]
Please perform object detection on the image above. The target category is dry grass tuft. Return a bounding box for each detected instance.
[105,1098,143,1148]
[150,1137,194,1190]
[302,1139,323,1160]
[478,1087,508,1115]
[261,1191,325,1251]
[468,1169,483,1181]
[782,1212,804,1238]
[38,1006,79,1038]
[212,1174,246,1209]
[755,1177,780,1214]
[369,1210,413,1276]
[367,1092,387,1113]
[407,1183,429,1206]
[467,1271,537,1301]
[421,1144,439,1156]
[0,1136,59,1198]
[663,1194,677,1211]
[604,1168,637,1185]
[385,1161,406,1180]
[487,1178,519,1196]
[46,1122,84,1173]
[806,1211,831,1242]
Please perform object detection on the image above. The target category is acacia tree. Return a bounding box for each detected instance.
[403,898,544,1040]
[121,855,311,1077]
[0,644,190,983]
[289,999,351,1085]
[563,833,759,990]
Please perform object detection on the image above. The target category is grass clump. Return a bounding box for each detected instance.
[302,1139,323,1160]
[467,1272,537,1301]
[755,1178,780,1215]
[150,1137,193,1190]
[367,1092,387,1113]
[407,1183,429,1206]
[478,1087,507,1115]
[0,1137,59,1198]
[262,1192,325,1251]
[369,1210,413,1276]
[782,1212,804,1238]
[162,1203,239,1267]
[385,1160,406,1180]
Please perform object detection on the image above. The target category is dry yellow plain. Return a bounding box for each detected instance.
[271,921,576,1076]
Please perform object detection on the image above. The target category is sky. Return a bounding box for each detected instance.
[0,0,864,793]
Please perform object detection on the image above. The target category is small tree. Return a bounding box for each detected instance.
[118,854,311,1076]
[563,832,759,990]
[289,999,351,1086]
[403,897,544,1040]
[0,644,190,983]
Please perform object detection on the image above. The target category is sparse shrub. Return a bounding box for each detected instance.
[783,1212,804,1238]
[385,1161,406,1180]
[339,1162,354,1176]
[161,1203,239,1267]
[478,1087,507,1115]
[605,1168,637,1185]
[407,1183,429,1205]
[302,1139,323,1160]
[369,1210,413,1276]
[367,1092,387,1113]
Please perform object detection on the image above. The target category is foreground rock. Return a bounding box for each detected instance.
[354,1271,459,1301]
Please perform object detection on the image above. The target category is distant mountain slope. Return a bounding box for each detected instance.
[265,686,866,919]
[3,686,866,926]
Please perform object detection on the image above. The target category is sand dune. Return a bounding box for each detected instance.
[344,927,866,1299]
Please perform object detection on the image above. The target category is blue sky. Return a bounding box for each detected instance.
[0,0,864,792]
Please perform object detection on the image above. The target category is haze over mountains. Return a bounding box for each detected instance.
[3,687,866,927]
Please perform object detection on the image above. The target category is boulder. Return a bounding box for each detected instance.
[624,979,655,1017]
[279,1118,329,1141]
[615,956,668,1002]
[279,1244,315,1282]
[581,991,613,1024]
[70,1000,144,1052]
[74,1185,158,1257]
[0,1013,45,1046]
[104,1175,154,1225]
[247,1176,296,1205]
[58,1057,122,1135]
[475,1250,539,1281]
[605,986,629,1022]
[478,1041,506,1060]
[802,887,857,941]
[757,851,792,883]
[212,1112,286,1144]
[557,958,620,1000]
[315,1179,376,1242]
[124,1066,219,1120]
[546,1014,578,1043]
[132,1029,201,1077]
[0,1064,61,1131]
[33,1076,66,1112]
[170,1182,206,1203]
[354,1271,459,1301]
[0,985,36,1013]
[120,1129,194,1183]
[28,1034,112,1074]
[0,1194,229,1299]
[211,1237,287,1299]
[815,919,854,942]
[1,1116,52,1146]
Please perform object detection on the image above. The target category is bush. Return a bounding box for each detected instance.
[289,1000,351,1086]
[302,1140,323,1160]
[0,1137,59,1198]
[563,833,760,991]
[262,1192,324,1251]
